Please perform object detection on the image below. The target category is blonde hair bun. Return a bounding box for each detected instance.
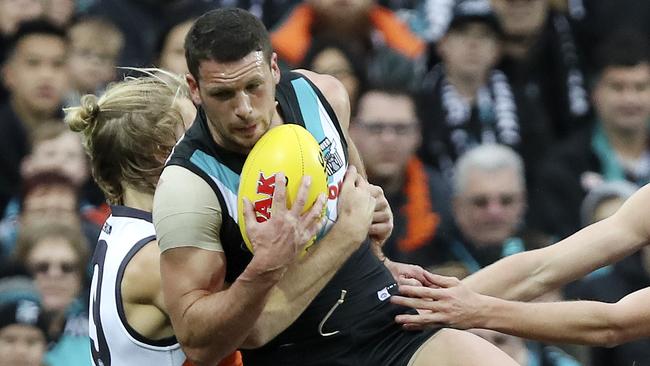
[66,94,100,132]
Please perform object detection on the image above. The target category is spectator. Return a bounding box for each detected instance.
[0,0,44,102]
[271,0,426,88]
[87,0,212,69]
[491,0,590,139]
[0,19,69,215]
[416,0,551,185]
[0,171,101,265]
[302,37,367,114]
[15,219,90,366]
[156,17,193,75]
[0,276,49,366]
[350,85,452,267]
[65,17,124,107]
[531,30,650,239]
[432,144,548,272]
[43,0,76,28]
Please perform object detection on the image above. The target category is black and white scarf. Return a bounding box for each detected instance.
[552,14,590,119]
[430,66,520,177]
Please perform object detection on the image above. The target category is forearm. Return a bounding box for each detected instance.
[463,250,551,301]
[465,218,642,301]
[479,295,621,346]
[176,258,283,365]
[243,223,363,347]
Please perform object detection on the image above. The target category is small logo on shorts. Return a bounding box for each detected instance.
[376,283,397,301]
[377,287,390,301]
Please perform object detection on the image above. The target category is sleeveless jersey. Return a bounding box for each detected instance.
[89,206,185,366]
[167,72,434,365]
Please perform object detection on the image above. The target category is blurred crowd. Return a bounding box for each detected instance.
[0,0,648,365]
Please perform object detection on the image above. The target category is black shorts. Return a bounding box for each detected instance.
[242,243,440,366]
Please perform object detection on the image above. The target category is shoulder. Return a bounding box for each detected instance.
[293,69,351,128]
[121,240,160,303]
[154,165,216,210]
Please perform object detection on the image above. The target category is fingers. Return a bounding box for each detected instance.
[396,284,445,300]
[368,222,392,236]
[305,214,328,242]
[270,172,287,214]
[302,193,326,221]
[398,277,422,287]
[368,184,384,199]
[394,313,444,328]
[242,197,257,226]
[290,174,311,215]
[422,272,460,288]
[371,209,391,225]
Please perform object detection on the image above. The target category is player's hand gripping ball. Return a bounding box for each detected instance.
[237,124,328,253]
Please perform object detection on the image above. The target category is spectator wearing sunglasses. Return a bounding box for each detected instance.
[14,219,90,366]
[428,143,550,272]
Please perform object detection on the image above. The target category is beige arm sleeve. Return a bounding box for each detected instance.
[153,165,224,253]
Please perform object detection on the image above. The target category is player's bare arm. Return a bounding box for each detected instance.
[463,183,650,301]
[159,174,326,366]
[394,273,650,346]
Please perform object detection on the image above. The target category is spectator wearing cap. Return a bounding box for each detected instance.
[565,181,650,366]
[0,276,49,366]
[530,30,650,240]
[416,0,551,190]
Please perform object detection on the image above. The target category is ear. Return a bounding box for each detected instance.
[186,73,202,106]
[270,52,281,85]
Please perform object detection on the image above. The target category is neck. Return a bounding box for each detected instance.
[603,123,648,160]
[122,188,154,212]
[446,71,486,102]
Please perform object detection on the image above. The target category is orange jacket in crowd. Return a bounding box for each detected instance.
[271,3,425,66]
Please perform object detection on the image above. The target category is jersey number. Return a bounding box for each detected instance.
[90,239,111,366]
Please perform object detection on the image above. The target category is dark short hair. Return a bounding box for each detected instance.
[353,84,416,120]
[593,29,649,77]
[5,19,68,60]
[184,8,272,80]
[20,171,79,208]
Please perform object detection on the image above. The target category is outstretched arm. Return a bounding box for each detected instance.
[393,274,650,346]
[463,184,650,301]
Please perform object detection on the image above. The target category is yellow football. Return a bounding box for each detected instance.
[237,124,328,253]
